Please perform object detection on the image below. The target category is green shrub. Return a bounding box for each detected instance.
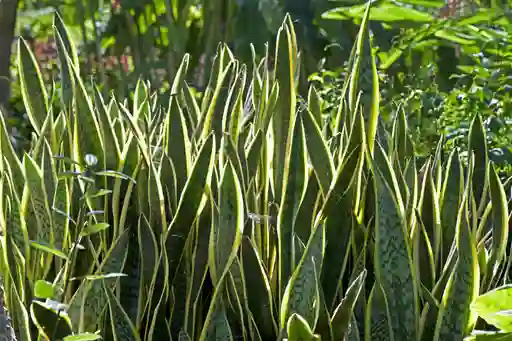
[0,7,511,341]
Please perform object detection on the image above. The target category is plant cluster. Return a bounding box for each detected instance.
[2,7,512,341]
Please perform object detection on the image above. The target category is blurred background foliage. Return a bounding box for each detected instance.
[2,0,512,169]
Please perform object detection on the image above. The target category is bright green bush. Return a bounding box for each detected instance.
[1,7,511,341]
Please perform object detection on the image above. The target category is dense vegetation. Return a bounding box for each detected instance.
[2,1,512,341]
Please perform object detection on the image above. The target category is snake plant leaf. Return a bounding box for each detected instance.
[307,86,322,127]
[372,143,419,341]
[420,246,459,341]
[331,269,367,341]
[204,304,234,341]
[133,79,149,120]
[198,232,241,341]
[170,244,192,339]
[0,110,24,193]
[165,133,216,286]
[348,1,371,115]
[227,65,247,144]
[302,107,334,196]
[198,46,235,143]
[240,237,277,340]
[223,137,246,195]
[294,173,321,243]
[287,313,321,341]
[367,25,380,156]
[260,81,279,133]
[23,153,53,245]
[185,198,214,340]
[413,209,436,298]
[315,285,334,341]
[160,155,178,216]
[164,90,192,196]
[68,231,130,332]
[419,162,441,276]
[93,87,120,171]
[104,283,142,341]
[136,214,158,329]
[209,160,244,285]
[277,114,308,297]
[53,11,79,107]
[485,164,509,288]
[347,315,361,341]
[178,329,192,341]
[318,111,364,309]
[433,158,480,341]
[273,14,298,203]
[245,129,264,181]
[365,283,392,341]
[2,174,28,265]
[280,221,325,333]
[391,108,414,172]
[440,149,463,265]
[17,37,48,135]
[468,113,489,212]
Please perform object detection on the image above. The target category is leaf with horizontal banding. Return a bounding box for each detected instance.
[302,108,334,196]
[372,143,419,341]
[331,270,367,341]
[209,160,244,285]
[240,237,277,340]
[433,155,480,341]
[278,114,308,297]
[17,37,48,135]
[104,282,142,341]
[165,133,216,286]
[485,164,509,289]
[280,221,325,333]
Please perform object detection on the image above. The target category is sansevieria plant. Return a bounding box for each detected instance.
[0,4,511,341]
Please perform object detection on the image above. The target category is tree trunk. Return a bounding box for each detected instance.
[0,0,18,110]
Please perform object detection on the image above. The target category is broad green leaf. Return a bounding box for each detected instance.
[64,333,102,341]
[29,240,68,260]
[471,286,512,332]
[34,280,55,299]
[323,3,434,22]
[80,222,110,236]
